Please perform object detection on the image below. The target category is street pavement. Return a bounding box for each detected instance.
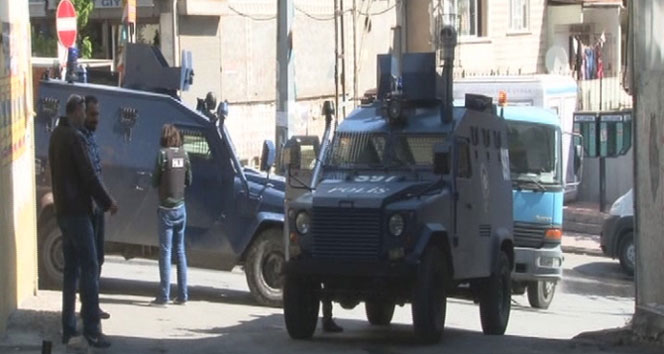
[1,250,658,354]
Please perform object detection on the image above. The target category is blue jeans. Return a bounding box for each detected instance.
[157,204,188,302]
[91,207,105,276]
[57,215,100,337]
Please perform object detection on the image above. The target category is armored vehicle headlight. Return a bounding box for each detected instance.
[295,211,311,235]
[388,214,405,237]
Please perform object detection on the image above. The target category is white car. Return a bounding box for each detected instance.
[600,189,635,275]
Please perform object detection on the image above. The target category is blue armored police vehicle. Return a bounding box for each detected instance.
[281,27,514,343]
[34,44,286,306]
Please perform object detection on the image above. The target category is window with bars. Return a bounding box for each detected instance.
[179,127,211,160]
[440,0,485,37]
[509,0,530,32]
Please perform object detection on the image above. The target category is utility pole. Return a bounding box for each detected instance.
[276,0,295,171]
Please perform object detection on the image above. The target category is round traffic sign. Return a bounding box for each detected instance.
[56,0,77,48]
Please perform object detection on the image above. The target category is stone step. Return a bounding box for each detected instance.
[563,220,603,235]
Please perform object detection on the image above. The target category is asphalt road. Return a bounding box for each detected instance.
[1,253,658,354]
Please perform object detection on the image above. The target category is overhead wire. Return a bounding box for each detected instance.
[227,5,277,21]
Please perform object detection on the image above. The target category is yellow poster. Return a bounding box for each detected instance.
[0,17,31,167]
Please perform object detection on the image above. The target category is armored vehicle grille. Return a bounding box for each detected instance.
[311,207,381,260]
[513,222,548,248]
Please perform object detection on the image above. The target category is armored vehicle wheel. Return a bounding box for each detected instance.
[365,300,395,326]
[479,251,511,335]
[618,232,635,276]
[283,274,320,339]
[527,281,556,309]
[245,228,285,307]
[411,247,447,344]
[38,218,64,289]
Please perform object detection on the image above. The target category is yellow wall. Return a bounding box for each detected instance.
[0,0,38,334]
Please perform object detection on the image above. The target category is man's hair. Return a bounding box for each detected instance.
[160,124,182,148]
[85,95,98,107]
[65,94,84,114]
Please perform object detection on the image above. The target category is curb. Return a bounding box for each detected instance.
[562,245,604,257]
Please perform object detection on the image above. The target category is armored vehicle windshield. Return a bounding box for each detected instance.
[324,132,447,172]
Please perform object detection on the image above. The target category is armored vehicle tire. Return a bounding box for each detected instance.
[365,300,396,326]
[411,247,447,344]
[245,228,285,307]
[479,251,511,335]
[618,232,635,276]
[283,274,320,339]
[38,218,64,290]
[527,281,556,309]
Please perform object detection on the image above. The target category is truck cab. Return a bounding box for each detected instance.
[502,106,569,309]
[34,44,286,307]
[282,27,514,344]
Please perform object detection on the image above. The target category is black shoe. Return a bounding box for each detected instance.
[173,298,187,305]
[322,318,343,333]
[150,298,168,307]
[84,332,111,348]
[62,330,80,345]
[99,309,111,320]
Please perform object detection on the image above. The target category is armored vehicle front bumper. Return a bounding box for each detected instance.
[286,257,417,279]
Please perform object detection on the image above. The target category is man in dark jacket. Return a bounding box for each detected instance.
[49,94,117,348]
[80,95,110,320]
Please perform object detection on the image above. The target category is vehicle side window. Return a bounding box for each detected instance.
[179,127,211,160]
[457,139,472,178]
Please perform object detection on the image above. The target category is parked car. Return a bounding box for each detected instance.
[600,189,635,275]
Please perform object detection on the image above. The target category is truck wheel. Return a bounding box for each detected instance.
[479,251,511,335]
[527,281,556,309]
[245,228,285,307]
[618,232,635,276]
[38,218,64,289]
[411,247,447,344]
[365,300,395,326]
[283,274,319,339]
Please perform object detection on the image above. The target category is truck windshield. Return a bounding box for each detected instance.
[325,132,446,170]
[506,121,561,186]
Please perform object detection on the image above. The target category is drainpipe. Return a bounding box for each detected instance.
[172,0,179,66]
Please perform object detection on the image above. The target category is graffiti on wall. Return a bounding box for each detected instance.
[0,20,31,167]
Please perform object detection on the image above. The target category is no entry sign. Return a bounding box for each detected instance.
[56,0,77,48]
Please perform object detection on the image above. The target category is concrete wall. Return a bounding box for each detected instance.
[159,0,397,163]
[0,0,39,335]
[576,152,633,207]
[631,0,664,339]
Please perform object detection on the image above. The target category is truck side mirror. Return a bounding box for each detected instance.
[282,144,301,170]
[574,144,584,180]
[433,144,451,175]
[260,140,276,172]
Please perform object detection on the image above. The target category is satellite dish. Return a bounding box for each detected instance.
[545,46,569,74]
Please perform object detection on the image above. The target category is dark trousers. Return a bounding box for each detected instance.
[91,208,105,276]
[58,215,101,337]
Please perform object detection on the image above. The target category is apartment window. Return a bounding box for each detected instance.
[510,0,530,32]
[442,0,486,37]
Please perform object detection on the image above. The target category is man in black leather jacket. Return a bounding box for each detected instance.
[49,94,118,348]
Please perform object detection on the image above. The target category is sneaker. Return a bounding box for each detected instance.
[99,308,111,320]
[322,318,343,333]
[150,298,168,307]
[83,332,111,348]
[173,299,187,305]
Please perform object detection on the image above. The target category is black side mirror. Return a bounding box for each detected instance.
[574,144,584,179]
[433,144,451,175]
[260,140,276,172]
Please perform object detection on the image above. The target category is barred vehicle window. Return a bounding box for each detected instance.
[327,132,387,168]
[179,127,211,160]
[394,135,447,166]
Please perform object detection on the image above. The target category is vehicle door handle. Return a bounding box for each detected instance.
[465,203,472,209]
